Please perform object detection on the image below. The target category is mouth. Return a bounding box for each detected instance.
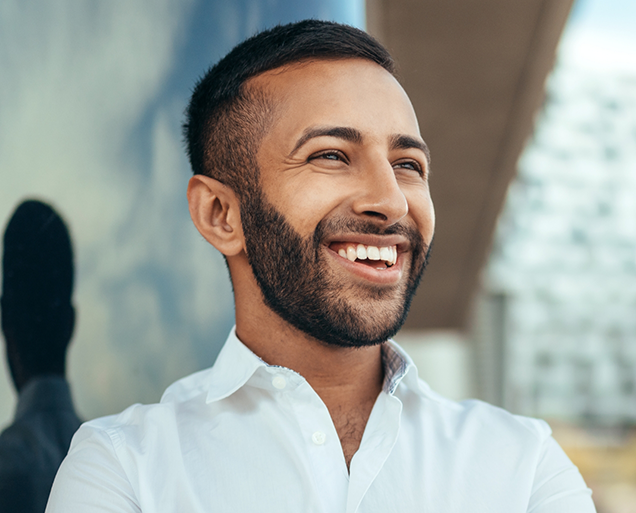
[322,232,410,285]
[328,241,397,269]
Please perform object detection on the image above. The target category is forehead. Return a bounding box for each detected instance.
[250,58,421,144]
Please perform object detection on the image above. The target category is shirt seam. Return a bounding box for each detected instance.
[103,426,138,500]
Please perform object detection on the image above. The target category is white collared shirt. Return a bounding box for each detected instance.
[46,328,595,512]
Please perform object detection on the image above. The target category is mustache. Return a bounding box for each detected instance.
[312,216,426,253]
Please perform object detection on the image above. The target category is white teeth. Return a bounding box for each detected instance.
[337,243,397,265]
[367,246,380,260]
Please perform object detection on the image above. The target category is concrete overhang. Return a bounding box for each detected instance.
[367,0,575,330]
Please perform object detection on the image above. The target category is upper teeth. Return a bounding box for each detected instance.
[337,244,397,266]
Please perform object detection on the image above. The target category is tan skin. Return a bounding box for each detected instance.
[188,58,435,469]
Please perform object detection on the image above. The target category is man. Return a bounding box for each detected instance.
[46,20,595,512]
[0,200,82,513]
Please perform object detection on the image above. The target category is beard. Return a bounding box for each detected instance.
[240,188,431,348]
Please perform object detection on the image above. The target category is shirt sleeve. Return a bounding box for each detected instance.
[45,424,140,513]
[527,435,596,513]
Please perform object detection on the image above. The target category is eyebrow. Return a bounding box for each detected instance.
[390,134,431,166]
[288,125,431,166]
[288,126,363,157]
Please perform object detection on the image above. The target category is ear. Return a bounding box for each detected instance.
[187,175,245,256]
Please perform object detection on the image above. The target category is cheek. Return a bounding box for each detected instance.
[267,178,351,235]
[409,190,435,241]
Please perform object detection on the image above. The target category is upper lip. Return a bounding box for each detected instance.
[323,234,410,252]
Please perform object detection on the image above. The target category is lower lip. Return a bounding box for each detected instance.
[325,246,404,285]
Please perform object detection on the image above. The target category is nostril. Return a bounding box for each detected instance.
[363,211,388,221]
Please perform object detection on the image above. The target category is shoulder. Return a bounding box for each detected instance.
[72,367,214,457]
[398,383,562,489]
[451,396,551,439]
[401,378,552,451]
[51,370,216,509]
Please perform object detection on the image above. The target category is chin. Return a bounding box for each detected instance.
[304,297,410,349]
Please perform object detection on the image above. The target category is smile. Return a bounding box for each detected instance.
[329,242,398,268]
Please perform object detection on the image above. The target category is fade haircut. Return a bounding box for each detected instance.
[183,19,396,203]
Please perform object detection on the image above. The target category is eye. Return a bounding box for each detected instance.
[308,150,349,165]
[393,159,423,175]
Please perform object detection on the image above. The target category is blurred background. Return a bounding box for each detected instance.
[1,0,634,510]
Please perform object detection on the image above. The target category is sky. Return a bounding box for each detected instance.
[561,0,636,72]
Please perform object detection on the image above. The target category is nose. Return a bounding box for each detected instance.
[351,161,408,225]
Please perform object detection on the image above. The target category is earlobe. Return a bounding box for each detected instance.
[187,175,245,256]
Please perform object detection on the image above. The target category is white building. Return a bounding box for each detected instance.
[479,58,636,425]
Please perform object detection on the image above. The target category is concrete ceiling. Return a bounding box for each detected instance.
[367,0,575,330]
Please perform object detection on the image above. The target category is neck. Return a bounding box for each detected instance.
[236,305,384,406]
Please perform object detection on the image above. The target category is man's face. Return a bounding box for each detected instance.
[241,58,435,347]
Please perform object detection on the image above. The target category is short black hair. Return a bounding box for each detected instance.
[183,19,395,199]
[1,200,74,380]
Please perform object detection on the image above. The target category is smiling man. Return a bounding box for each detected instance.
[46,20,595,512]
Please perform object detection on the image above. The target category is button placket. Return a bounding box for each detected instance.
[289,383,350,513]
[346,393,403,513]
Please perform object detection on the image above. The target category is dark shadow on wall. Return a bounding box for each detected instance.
[0,200,81,513]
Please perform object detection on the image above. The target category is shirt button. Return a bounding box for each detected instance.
[272,376,287,390]
[312,431,326,445]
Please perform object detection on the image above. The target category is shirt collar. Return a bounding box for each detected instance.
[382,339,419,395]
[191,327,429,403]
[204,326,267,403]
[383,339,441,401]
